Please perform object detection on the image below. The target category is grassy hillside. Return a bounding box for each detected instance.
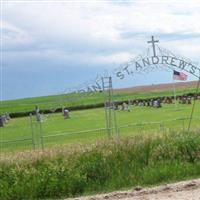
[1,102,200,152]
[0,84,198,114]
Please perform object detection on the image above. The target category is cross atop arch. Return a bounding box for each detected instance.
[147,36,159,57]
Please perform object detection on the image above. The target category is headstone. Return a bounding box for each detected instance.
[63,109,70,119]
[153,100,157,108]
[0,116,4,127]
[153,99,162,108]
[113,102,119,110]
[182,97,187,104]
[164,97,172,104]
[2,115,8,124]
[135,100,139,106]
[6,113,11,121]
[123,102,130,112]
[128,100,133,105]
[187,97,192,104]
[157,99,162,108]
[35,105,42,122]
[150,99,154,107]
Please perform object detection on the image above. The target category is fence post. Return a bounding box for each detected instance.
[182,119,185,131]
[39,121,44,150]
[29,113,35,150]
[160,122,165,134]
[117,127,120,140]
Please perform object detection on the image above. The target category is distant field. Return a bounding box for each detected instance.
[1,81,198,114]
[115,81,199,93]
[1,101,200,152]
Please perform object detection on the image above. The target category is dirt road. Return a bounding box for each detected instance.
[69,179,200,200]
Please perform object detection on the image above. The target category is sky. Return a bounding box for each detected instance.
[1,0,200,100]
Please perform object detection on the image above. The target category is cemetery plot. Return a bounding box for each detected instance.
[0,83,197,114]
[1,101,200,152]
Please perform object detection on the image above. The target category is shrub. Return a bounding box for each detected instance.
[1,130,200,199]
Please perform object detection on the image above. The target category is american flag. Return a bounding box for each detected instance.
[173,70,188,81]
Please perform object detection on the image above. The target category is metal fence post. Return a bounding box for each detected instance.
[29,113,35,150]
[160,122,165,134]
[39,121,44,150]
[117,127,120,140]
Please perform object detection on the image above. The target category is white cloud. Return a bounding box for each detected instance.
[2,0,200,99]
[1,20,34,50]
[3,1,200,48]
[2,1,200,66]
[2,1,200,64]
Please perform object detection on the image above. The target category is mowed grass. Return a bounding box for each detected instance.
[1,101,200,151]
[0,86,197,113]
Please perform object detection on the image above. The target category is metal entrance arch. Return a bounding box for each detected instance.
[113,36,200,132]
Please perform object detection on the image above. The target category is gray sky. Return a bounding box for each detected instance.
[1,0,200,100]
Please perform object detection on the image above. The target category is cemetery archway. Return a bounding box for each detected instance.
[39,36,200,145]
[76,36,200,94]
[114,36,200,81]
[101,36,200,135]
[60,36,200,137]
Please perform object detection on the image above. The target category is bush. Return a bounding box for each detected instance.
[1,131,200,199]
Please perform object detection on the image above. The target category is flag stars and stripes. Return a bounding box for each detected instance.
[173,70,188,81]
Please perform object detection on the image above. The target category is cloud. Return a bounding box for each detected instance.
[3,1,200,55]
[1,21,35,51]
[2,0,200,100]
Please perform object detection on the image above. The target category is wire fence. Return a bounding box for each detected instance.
[0,116,200,154]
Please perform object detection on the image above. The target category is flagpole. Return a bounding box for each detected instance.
[172,70,188,108]
[173,76,177,108]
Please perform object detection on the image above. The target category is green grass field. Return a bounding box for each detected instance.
[1,87,200,200]
[0,86,197,114]
[1,101,200,152]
